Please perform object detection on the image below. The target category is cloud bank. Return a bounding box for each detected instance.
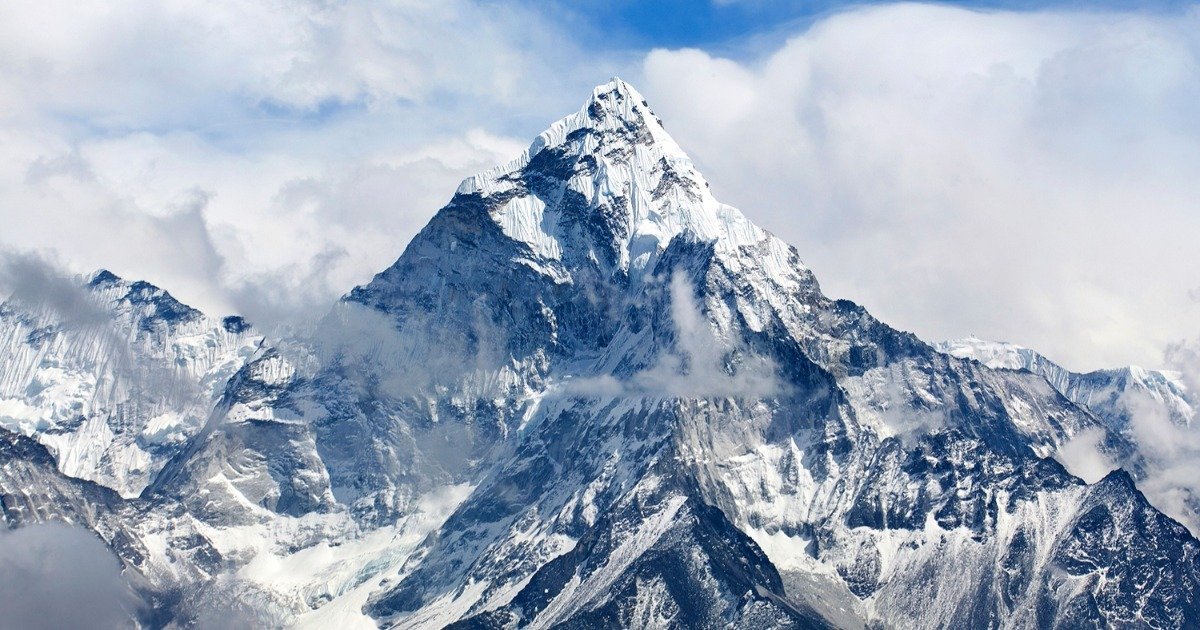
[1,1,1197,370]
[0,523,141,629]
[637,3,1200,370]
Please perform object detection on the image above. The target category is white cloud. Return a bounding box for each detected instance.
[635,3,1200,370]
[1165,336,1200,399]
[1121,388,1200,535]
[1055,426,1116,484]
[0,0,605,327]
[0,250,112,326]
[1,1,1196,374]
[0,523,142,629]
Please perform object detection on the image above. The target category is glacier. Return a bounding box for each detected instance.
[1,79,1197,629]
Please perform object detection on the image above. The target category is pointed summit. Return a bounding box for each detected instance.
[581,77,670,140]
[457,77,684,198]
[88,268,122,286]
[452,78,790,274]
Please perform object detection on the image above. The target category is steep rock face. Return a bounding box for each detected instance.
[937,336,1200,538]
[0,271,260,497]
[0,80,1198,629]
[936,337,1195,431]
[147,347,337,521]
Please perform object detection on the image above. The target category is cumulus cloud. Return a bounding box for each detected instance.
[2,1,1195,376]
[1055,426,1117,484]
[4,6,1196,472]
[0,0,603,326]
[0,523,142,629]
[635,3,1200,370]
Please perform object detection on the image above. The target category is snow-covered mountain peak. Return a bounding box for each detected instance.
[82,269,203,327]
[6,80,1200,630]
[451,78,791,277]
[936,336,1194,428]
[457,78,678,196]
[0,268,261,496]
[936,336,1045,372]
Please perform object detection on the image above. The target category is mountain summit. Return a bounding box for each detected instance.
[452,77,780,275]
[2,80,1198,628]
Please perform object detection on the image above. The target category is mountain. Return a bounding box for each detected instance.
[0,270,260,497]
[936,337,1195,432]
[936,336,1200,537]
[2,79,1198,629]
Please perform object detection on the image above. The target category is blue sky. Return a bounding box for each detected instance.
[541,0,1195,50]
[0,0,1198,370]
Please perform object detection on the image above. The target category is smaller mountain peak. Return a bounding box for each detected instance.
[1097,467,1137,491]
[88,268,123,287]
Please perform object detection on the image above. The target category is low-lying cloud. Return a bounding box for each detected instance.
[1122,387,1200,536]
[1055,426,1117,485]
[0,250,111,327]
[1053,367,1200,535]
[0,523,141,629]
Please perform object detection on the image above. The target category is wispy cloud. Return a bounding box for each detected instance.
[566,272,783,399]
[1165,337,1200,399]
[0,250,110,326]
[1122,387,1200,535]
[1055,426,1117,484]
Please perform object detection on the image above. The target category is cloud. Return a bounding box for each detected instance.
[1120,388,1200,535]
[1055,426,1117,485]
[0,250,111,326]
[0,523,142,629]
[635,3,1200,370]
[566,272,783,399]
[0,0,606,326]
[1165,336,1200,397]
[2,1,1196,376]
[0,0,586,127]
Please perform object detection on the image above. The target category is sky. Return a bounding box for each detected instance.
[0,0,1198,371]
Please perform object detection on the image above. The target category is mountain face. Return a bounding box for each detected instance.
[0,271,260,497]
[2,80,1199,629]
[936,337,1195,433]
[936,336,1200,537]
